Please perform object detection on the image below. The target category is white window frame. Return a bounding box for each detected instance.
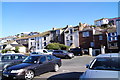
[83,32,89,37]
[99,35,103,40]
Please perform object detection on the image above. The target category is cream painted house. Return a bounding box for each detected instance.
[28,31,51,52]
[64,25,79,48]
[4,41,26,53]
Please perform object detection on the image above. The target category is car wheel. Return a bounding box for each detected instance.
[25,70,34,80]
[54,64,59,72]
[65,55,70,59]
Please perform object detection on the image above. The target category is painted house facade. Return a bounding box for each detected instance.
[64,25,79,48]
[116,19,120,52]
[79,28,107,56]
[50,28,64,44]
[28,31,51,52]
[94,18,109,27]
[108,17,120,26]
[107,32,118,52]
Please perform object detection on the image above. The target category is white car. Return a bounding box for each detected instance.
[80,53,120,80]
[30,49,53,56]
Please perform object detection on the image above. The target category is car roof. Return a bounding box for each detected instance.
[96,53,120,58]
[1,53,26,56]
[30,54,51,57]
[53,50,66,51]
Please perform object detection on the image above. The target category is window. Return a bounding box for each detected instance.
[90,42,94,47]
[99,35,103,40]
[112,33,115,36]
[13,55,20,60]
[70,36,73,40]
[31,38,34,40]
[40,56,46,63]
[44,37,46,40]
[47,55,53,61]
[83,32,89,37]
[2,55,12,60]
[115,37,117,40]
[37,44,39,47]
[70,43,73,46]
[70,29,73,34]
[44,42,46,46]
[111,43,114,46]
[21,55,27,59]
[66,37,68,40]
[89,58,120,70]
[43,50,47,53]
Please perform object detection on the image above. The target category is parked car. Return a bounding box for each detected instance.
[53,50,74,59]
[69,48,83,56]
[0,53,27,72]
[3,55,62,80]
[80,53,120,80]
[30,49,52,56]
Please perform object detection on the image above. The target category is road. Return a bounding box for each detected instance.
[34,55,94,80]
[0,55,94,80]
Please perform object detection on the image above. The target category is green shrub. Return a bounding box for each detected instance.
[14,47,19,53]
[45,43,69,50]
[1,49,9,53]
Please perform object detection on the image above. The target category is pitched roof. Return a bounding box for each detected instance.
[107,27,116,33]
[16,37,29,40]
[28,31,51,38]
[94,18,108,22]
[11,44,24,47]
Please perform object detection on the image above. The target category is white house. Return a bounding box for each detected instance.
[94,18,109,27]
[64,25,79,48]
[28,31,51,52]
[4,41,26,53]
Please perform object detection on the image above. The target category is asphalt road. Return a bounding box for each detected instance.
[0,55,94,80]
[34,55,94,80]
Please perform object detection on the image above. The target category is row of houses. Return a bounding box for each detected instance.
[0,17,120,56]
[94,17,120,27]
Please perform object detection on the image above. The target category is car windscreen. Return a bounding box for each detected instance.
[89,57,120,71]
[62,50,68,53]
[23,56,40,63]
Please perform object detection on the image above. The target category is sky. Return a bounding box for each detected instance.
[1,2,119,38]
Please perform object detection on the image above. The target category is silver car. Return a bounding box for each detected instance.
[53,50,74,59]
[0,53,27,71]
[80,53,120,80]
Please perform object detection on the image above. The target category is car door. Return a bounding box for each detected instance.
[53,51,59,57]
[46,55,54,71]
[59,51,64,57]
[35,56,50,75]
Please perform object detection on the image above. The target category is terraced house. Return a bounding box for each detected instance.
[28,31,51,52]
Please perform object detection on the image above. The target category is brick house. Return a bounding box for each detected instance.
[79,27,107,56]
